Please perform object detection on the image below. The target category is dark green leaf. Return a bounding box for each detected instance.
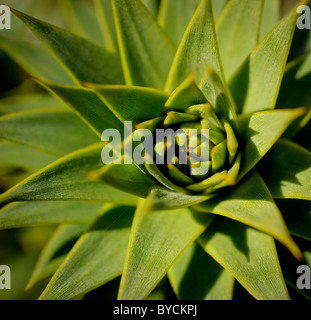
[90,84,168,123]
[27,224,89,289]
[0,36,73,84]
[199,217,290,300]
[259,139,311,201]
[40,205,135,300]
[158,0,200,47]
[168,242,234,300]
[39,82,124,137]
[216,0,264,81]
[166,0,225,92]
[0,108,99,156]
[229,3,302,113]
[118,202,213,299]
[112,0,176,89]
[0,201,102,230]
[237,108,307,180]
[0,143,138,206]
[0,142,57,171]
[12,8,124,84]
[276,199,311,241]
[195,170,302,260]
[0,93,65,115]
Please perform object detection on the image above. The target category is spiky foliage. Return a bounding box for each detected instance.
[0,0,311,300]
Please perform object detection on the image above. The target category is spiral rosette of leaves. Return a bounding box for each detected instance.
[128,75,241,197]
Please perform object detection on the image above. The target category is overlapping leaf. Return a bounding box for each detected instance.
[195,170,302,260]
[12,8,124,84]
[199,217,290,300]
[230,2,305,113]
[0,201,102,230]
[90,84,168,124]
[259,0,281,41]
[276,199,311,241]
[40,205,135,300]
[93,0,118,52]
[166,0,225,92]
[168,242,234,300]
[0,92,65,115]
[158,0,200,47]
[0,143,138,206]
[27,224,89,289]
[111,0,176,89]
[216,0,264,81]
[0,36,73,84]
[38,82,124,137]
[237,108,307,180]
[0,108,99,156]
[118,201,213,300]
[259,139,311,201]
[60,0,103,46]
[0,142,57,171]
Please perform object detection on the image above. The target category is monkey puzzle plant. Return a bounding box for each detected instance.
[0,0,311,300]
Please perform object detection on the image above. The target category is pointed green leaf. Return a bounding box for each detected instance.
[40,82,124,137]
[259,139,311,201]
[195,170,302,260]
[0,36,73,84]
[200,65,237,124]
[27,224,89,289]
[40,206,135,300]
[167,164,195,185]
[165,73,207,111]
[93,0,118,52]
[237,108,307,180]
[91,85,168,123]
[12,8,124,85]
[118,201,213,300]
[94,157,157,198]
[199,217,289,300]
[144,162,185,194]
[216,0,264,81]
[168,242,234,300]
[259,0,281,41]
[0,142,58,171]
[112,0,176,89]
[158,0,200,47]
[276,199,311,241]
[229,3,303,113]
[277,53,311,138]
[60,0,103,46]
[164,111,198,127]
[0,143,138,206]
[0,93,65,115]
[143,186,210,212]
[211,140,227,174]
[0,108,99,156]
[0,201,102,230]
[166,0,225,92]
